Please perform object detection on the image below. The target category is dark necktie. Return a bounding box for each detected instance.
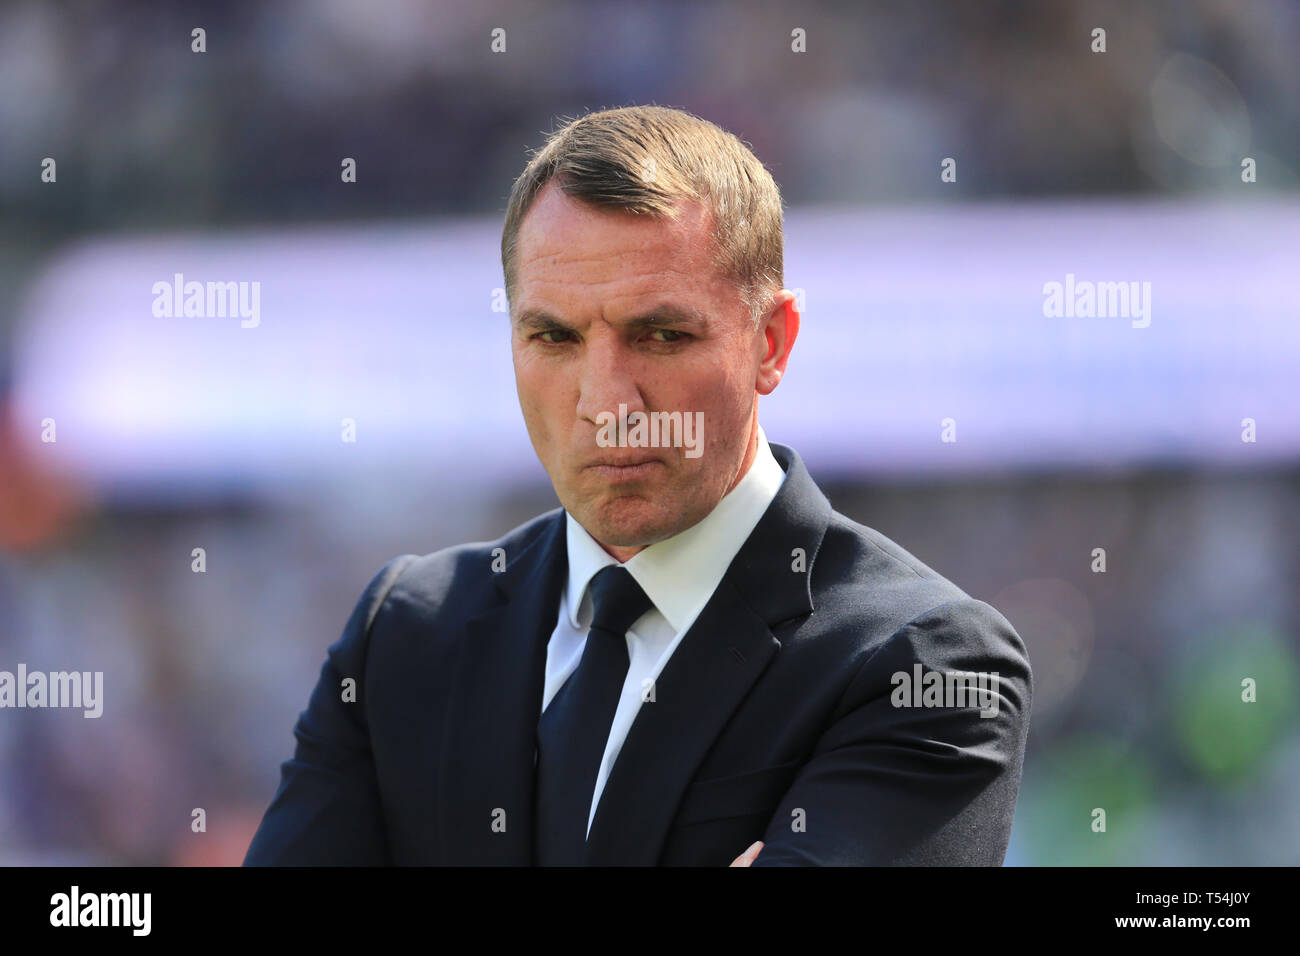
[535,565,653,865]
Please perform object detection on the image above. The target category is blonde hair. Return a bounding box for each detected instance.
[501,105,784,325]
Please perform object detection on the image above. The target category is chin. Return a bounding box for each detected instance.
[585,516,663,548]
[579,503,677,549]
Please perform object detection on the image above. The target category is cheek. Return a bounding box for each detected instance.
[513,352,546,404]
[516,368,570,457]
[519,390,553,441]
[513,360,549,435]
[690,363,747,418]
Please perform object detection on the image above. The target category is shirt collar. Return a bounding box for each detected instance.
[564,424,787,633]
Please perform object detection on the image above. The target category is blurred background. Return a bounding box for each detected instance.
[1,0,1297,865]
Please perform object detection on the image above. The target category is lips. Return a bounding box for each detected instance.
[583,456,665,483]
[585,456,661,469]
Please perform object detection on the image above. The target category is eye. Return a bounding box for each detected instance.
[649,329,689,343]
[533,329,574,344]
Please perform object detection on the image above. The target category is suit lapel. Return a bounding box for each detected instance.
[583,578,780,865]
[438,512,566,864]
[585,442,832,865]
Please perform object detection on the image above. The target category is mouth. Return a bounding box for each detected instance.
[583,457,664,483]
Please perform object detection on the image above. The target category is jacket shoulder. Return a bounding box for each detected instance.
[376,506,562,627]
[811,509,1031,709]
[815,509,973,621]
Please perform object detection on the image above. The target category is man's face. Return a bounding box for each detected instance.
[510,182,786,559]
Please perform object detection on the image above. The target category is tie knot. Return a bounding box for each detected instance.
[586,566,653,638]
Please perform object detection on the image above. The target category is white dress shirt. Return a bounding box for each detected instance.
[540,424,787,839]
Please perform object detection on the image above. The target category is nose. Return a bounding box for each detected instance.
[574,327,648,427]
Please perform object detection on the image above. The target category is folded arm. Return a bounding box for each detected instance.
[747,598,1032,866]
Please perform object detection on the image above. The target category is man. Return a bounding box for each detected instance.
[244,105,1032,866]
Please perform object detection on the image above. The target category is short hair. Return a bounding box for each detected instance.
[501,105,784,326]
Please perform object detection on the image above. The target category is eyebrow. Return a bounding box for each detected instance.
[513,303,710,334]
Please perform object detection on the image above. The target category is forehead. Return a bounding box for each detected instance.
[513,182,725,300]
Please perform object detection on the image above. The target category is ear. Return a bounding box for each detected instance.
[755,291,800,396]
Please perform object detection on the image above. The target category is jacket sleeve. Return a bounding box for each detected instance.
[750,598,1032,866]
[243,554,420,866]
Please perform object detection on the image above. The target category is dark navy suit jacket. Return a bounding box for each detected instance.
[244,442,1032,865]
